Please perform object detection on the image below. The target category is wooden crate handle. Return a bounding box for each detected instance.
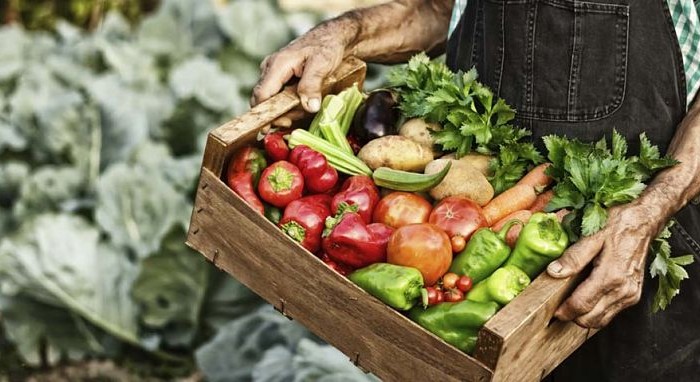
[211,56,367,145]
[202,56,367,176]
[475,272,595,381]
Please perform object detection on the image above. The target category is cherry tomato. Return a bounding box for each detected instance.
[436,289,444,303]
[387,223,452,286]
[442,272,459,289]
[429,197,488,241]
[456,275,473,293]
[443,288,464,302]
[450,235,466,253]
[426,286,441,306]
[373,192,433,229]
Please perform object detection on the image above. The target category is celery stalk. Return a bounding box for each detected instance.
[288,129,372,176]
[319,96,353,154]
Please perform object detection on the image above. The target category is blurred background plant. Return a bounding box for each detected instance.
[0,0,388,380]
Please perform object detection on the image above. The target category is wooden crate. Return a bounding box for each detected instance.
[186,57,596,382]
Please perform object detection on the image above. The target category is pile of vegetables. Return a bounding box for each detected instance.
[229,53,694,354]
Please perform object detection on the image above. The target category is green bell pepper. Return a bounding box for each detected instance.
[349,263,426,311]
[504,212,569,278]
[409,300,499,353]
[449,220,521,283]
[466,265,530,306]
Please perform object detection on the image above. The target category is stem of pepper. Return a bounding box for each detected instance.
[420,288,429,308]
[268,166,294,192]
[281,221,306,243]
[495,219,524,242]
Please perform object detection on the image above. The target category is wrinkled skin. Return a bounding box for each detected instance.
[548,101,700,328]
[253,0,700,330]
[251,0,454,113]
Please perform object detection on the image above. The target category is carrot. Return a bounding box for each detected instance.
[491,210,532,230]
[482,184,538,225]
[516,163,553,193]
[528,189,555,212]
[491,210,533,248]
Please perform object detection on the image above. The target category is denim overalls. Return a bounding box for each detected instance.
[447,0,700,380]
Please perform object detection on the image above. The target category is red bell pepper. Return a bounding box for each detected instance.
[227,146,267,187]
[279,194,331,254]
[228,172,265,214]
[331,176,379,224]
[289,145,339,194]
[226,146,268,214]
[346,135,362,155]
[263,131,290,162]
[320,253,355,276]
[258,161,304,208]
[322,212,393,268]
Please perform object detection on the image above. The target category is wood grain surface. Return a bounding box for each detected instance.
[474,273,596,381]
[187,169,493,382]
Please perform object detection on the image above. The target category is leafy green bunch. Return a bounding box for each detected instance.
[387,53,542,194]
[649,221,695,312]
[543,131,678,237]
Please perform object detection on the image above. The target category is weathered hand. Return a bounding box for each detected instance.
[251,19,356,113]
[546,204,662,328]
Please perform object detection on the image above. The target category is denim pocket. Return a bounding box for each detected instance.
[492,0,630,122]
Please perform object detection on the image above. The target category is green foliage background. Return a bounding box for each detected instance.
[0,0,383,380]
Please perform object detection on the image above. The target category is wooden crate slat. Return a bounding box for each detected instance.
[475,273,597,381]
[187,169,494,382]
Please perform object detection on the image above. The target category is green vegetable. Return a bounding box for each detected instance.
[387,53,542,193]
[649,221,695,312]
[408,300,499,353]
[349,263,426,311]
[371,161,451,192]
[504,213,569,278]
[543,131,678,236]
[264,204,282,224]
[308,84,364,154]
[450,220,520,283]
[288,129,373,176]
[466,265,530,306]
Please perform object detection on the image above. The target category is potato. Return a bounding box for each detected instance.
[425,159,494,205]
[398,118,442,155]
[358,136,433,172]
[441,153,494,177]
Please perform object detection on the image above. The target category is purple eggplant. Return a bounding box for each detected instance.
[351,89,400,145]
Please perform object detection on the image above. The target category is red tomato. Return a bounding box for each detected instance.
[387,224,452,286]
[456,276,473,293]
[426,286,441,306]
[429,197,488,241]
[373,192,433,228]
[436,291,444,303]
[442,272,459,289]
[443,288,464,302]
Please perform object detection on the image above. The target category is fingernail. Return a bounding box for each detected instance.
[308,98,321,112]
[548,261,563,274]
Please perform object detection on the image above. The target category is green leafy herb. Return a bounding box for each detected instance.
[649,221,695,312]
[388,53,542,193]
[543,131,678,237]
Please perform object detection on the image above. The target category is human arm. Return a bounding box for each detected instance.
[251,0,454,112]
[546,98,700,328]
